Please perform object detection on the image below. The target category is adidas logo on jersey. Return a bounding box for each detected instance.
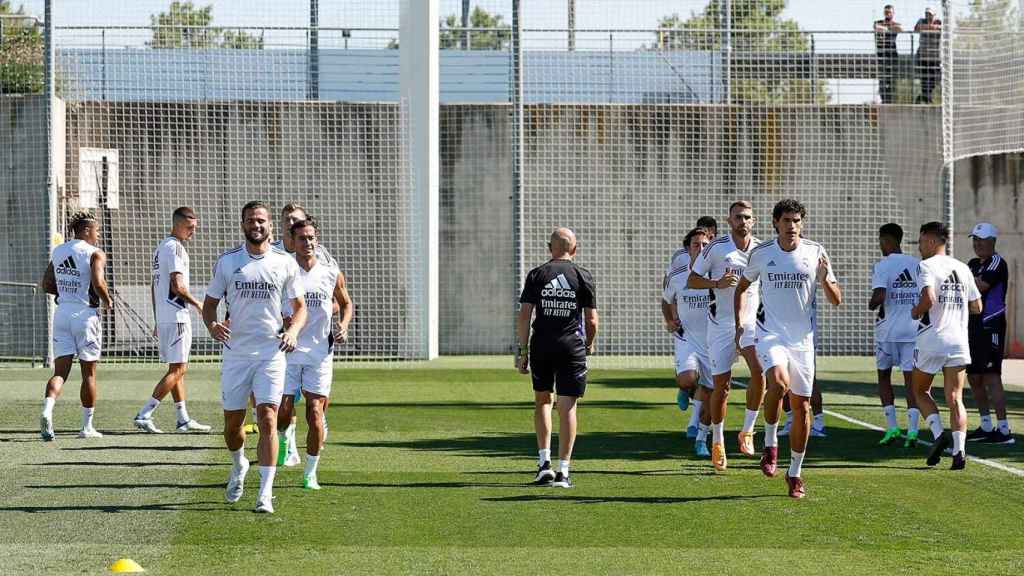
[541,274,576,298]
[233,267,243,275]
[767,260,777,267]
[55,255,80,277]
[891,268,916,289]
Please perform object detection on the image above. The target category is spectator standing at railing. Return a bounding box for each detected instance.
[874,4,903,104]
[915,7,942,104]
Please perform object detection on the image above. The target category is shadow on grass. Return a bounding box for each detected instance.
[26,482,225,490]
[59,445,211,452]
[31,461,224,468]
[481,493,783,505]
[0,501,231,513]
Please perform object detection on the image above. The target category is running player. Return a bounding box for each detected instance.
[662,227,713,457]
[911,221,982,470]
[737,199,841,498]
[277,218,352,489]
[517,228,598,488]
[38,212,113,441]
[869,223,921,447]
[202,201,307,513]
[133,207,210,434]
[688,201,764,471]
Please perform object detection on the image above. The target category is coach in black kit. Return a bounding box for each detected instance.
[516,228,598,488]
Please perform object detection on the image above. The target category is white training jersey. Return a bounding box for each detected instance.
[915,254,980,354]
[664,247,689,280]
[271,239,337,268]
[744,238,835,350]
[287,260,339,365]
[152,236,191,324]
[871,252,920,343]
[691,233,760,330]
[51,239,100,309]
[662,261,710,351]
[207,244,304,360]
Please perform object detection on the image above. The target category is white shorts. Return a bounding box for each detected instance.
[285,356,333,398]
[53,307,101,362]
[158,322,192,364]
[876,341,914,372]
[913,348,971,375]
[221,355,286,411]
[674,338,713,389]
[756,336,815,398]
[708,323,756,376]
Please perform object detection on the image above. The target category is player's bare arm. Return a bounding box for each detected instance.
[584,308,599,355]
[911,286,935,320]
[333,271,353,342]
[819,256,842,306]
[664,302,680,332]
[733,276,752,348]
[974,276,991,293]
[515,303,533,373]
[868,287,886,310]
[40,262,57,296]
[202,295,231,342]
[968,297,983,315]
[170,271,203,313]
[90,250,113,311]
[688,269,736,291]
[280,296,307,352]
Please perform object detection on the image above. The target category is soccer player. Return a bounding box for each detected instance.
[688,201,764,471]
[38,212,113,441]
[964,223,1014,444]
[517,228,598,488]
[662,227,713,456]
[133,207,210,434]
[869,223,922,447]
[910,221,982,470]
[202,201,307,513]
[737,199,841,498]
[277,218,352,490]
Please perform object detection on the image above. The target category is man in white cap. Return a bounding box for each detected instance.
[965,222,1014,444]
[914,7,942,104]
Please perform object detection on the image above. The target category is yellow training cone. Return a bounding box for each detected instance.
[109,558,145,573]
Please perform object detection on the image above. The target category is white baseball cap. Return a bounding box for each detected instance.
[970,222,998,239]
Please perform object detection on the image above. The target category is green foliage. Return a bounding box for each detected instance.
[0,1,43,94]
[147,1,263,49]
[440,6,510,51]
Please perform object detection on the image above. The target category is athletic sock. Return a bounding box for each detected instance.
[883,405,897,429]
[286,424,298,455]
[952,431,966,454]
[230,447,246,467]
[926,413,944,440]
[138,397,160,420]
[788,450,805,478]
[81,407,95,430]
[42,397,55,418]
[174,401,189,423]
[907,408,921,433]
[764,422,778,448]
[538,448,551,466]
[558,459,570,477]
[813,413,825,430]
[696,423,709,442]
[258,466,276,502]
[980,414,994,432]
[688,400,703,428]
[712,422,725,445]
[741,409,760,433]
[997,419,1010,435]
[304,453,320,478]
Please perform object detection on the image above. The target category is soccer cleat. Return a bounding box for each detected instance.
[778,419,792,437]
[225,459,250,503]
[785,473,806,499]
[254,497,275,514]
[134,417,163,434]
[686,425,698,439]
[303,475,321,490]
[966,426,990,442]
[40,415,55,442]
[277,433,288,466]
[950,451,966,470]
[284,450,301,468]
[810,426,827,438]
[760,446,778,478]
[551,472,572,488]
[738,431,756,456]
[176,419,211,433]
[926,432,950,466]
[695,440,711,458]
[903,430,919,448]
[78,427,103,439]
[531,461,555,486]
[879,427,902,446]
[676,389,690,412]
[980,430,1016,445]
[711,442,727,472]
[243,423,258,435]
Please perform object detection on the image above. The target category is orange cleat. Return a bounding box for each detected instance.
[738,431,756,457]
[712,442,728,472]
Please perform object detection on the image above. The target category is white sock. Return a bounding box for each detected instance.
[998,419,1010,435]
[42,397,55,418]
[788,450,805,478]
[174,401,189,423]
[952,431,966,454]
[81,406,94,430]
[258,466,276,502]
[712,421,725,444]
[696,423,709,442]
[230,447,246,467]
[558,459,570,477]
[538,448,551,466]
[883,405,897,429]
[304,453,320,477]
[741,409,760,433]
[286,423,298,454]
[138,397,160,419]
[764,422,778,448]
[907,408,921,433]
[980,414,993,432]
[926,413,944,440]
[813,413,825,430]
[688,400,703,428]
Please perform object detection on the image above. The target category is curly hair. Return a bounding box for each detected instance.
[772,198,807,221]
[67,211,97,237]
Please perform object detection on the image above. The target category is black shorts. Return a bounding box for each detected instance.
[530,345,588,397]
[967,325,1005,375]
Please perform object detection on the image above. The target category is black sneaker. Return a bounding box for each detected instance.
[966,427,990,442]
[926,432,950,466]
[980,430,1016,445]
[950,451,966,470]
[531,461,555,485]
[551,472,572,488]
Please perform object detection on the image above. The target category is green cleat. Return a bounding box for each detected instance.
[303,475,321,490]
[879,427,902,446]
[277,433,287,466]
[903,430,919,448]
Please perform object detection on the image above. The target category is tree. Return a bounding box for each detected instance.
[653,0,827,104]
[147,2,263,49]
[440,6,510,50]
[0,1,43,94]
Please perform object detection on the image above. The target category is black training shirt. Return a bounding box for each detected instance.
[968,253,1008,330]
[519,259,597,350]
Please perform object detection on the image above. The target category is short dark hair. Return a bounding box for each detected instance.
[772,198,806,221]
[290,217,318,235]
[884,4,894,10]
[68,211,97,237]
[729,200,753,214]
[172,206,196,223]
[281,202,306,218]
[241,201,271,221]
[683,227,709,249]
[879,222,903,244]
[919,221,949,244]
[695,215,718,231]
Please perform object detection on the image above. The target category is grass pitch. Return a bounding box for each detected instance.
[1,357,1022,575]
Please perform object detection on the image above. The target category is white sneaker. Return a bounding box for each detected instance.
[225,459,250,503]
[78,427,103,439]
[40,415,55,441]
[254,496,275,514]
[303,475,321,490]
[778,419,792,437]
[134,417,163,434]
[284,450,301,467]
[176,419,212,433]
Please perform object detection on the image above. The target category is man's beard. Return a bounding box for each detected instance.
[245,229,267,245]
